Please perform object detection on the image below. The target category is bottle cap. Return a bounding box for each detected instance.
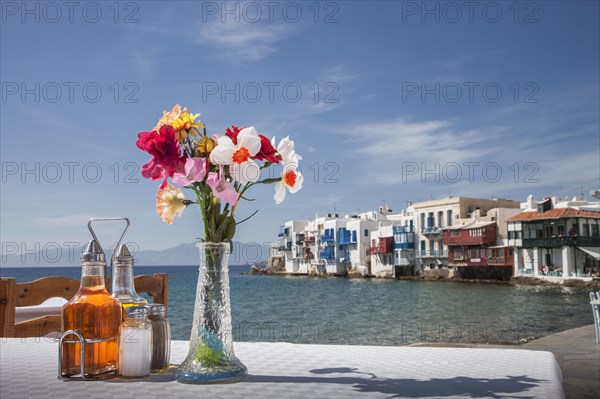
[146,304,167,317]
[114,243,133,263]
[81,240,105,263]
[126,306,148,319]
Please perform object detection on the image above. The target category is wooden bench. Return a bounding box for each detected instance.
[0,274,168,338]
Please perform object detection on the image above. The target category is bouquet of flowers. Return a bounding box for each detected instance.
[136,104,303,242]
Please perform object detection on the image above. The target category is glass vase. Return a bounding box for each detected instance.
[176,242,247,384]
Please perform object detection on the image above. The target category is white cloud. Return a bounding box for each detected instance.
[198,21,288,61]
[345,118,500,184]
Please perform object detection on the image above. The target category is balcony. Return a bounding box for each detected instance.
[393,225,414,234]
[303,248,314,260]
[321,228,335,242]
[444,233,496,246]
[339,229,356,245]
[421,226,442,235]
[320,246,335,259]
[415,250,448,259]
[466,257,488,266]
[367,237,393,255]
[521,236,600,248]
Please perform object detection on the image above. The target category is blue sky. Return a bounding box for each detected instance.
[1,0,599,257]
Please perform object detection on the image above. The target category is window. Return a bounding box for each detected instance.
[582,222,589,237]
[592,224,599,237]
[447,210,453,226]
[438,211,444,227]
[420,213,425,228]
[364,229,368,237]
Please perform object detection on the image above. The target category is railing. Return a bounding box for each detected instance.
[421,226,442,235]
[394,243,415,249]
[395,257,412,266]
[393,226,414,233]
[415,250,448,258]
[321,234,335,242]
[488,256,512,266]
[521,236,600,248]
[443,234,496,246]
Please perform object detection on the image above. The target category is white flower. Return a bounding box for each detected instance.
[277,136,302,164]
[274,164,303,204]
[209,126,261,184]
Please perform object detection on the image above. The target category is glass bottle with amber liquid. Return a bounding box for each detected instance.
[61,240,122,379]
[111,243,147,311]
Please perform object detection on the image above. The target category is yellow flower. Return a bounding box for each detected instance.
[196,135,216,157]
[154,104,186,132]
[172,112,204,142]
[156,184,187,224]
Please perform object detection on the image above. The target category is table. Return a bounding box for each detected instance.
[0,339,564,399]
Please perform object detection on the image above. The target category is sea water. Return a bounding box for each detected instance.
[1,265,594,345]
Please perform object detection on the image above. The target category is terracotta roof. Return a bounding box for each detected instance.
[507,207,600,221]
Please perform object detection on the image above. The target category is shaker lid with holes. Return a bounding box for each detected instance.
[81,239,105,263]
[114,243,133,263]
[126,305,148,319]
[146,304,167,317]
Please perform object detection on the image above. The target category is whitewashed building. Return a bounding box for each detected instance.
[509,195,600,279]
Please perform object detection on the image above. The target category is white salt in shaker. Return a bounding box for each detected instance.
[119,306,152,378]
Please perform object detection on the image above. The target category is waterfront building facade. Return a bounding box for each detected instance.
[272,193,599,281]
[443,207,522,269]
[508,196,600,279]
[412,197,520,272]
[278,219,309,273]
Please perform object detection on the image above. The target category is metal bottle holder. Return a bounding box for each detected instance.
[57,217,130,381]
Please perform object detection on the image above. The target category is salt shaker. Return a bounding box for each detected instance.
[146,304,171,373]
[119,306,152,378]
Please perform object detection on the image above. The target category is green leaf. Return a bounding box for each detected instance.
[225,216,236,241]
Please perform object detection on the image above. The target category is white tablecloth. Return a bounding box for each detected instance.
[0,339,564,399]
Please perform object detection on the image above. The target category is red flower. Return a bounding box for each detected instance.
[136,125,187,188]
[253,134,281,163]
[225,125,243,145]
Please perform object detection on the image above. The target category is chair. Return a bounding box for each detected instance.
[0,274,168,338]
[590,292,600,344]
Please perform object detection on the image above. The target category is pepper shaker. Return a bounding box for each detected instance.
[147,304,171,373]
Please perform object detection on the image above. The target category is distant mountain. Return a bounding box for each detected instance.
[1,241,271,268]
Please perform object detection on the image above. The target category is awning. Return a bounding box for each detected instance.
[579,246,600,260]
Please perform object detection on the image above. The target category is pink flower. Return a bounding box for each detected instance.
[136,125,186,188]
[206,168,239,206]
[172,157,207,187]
